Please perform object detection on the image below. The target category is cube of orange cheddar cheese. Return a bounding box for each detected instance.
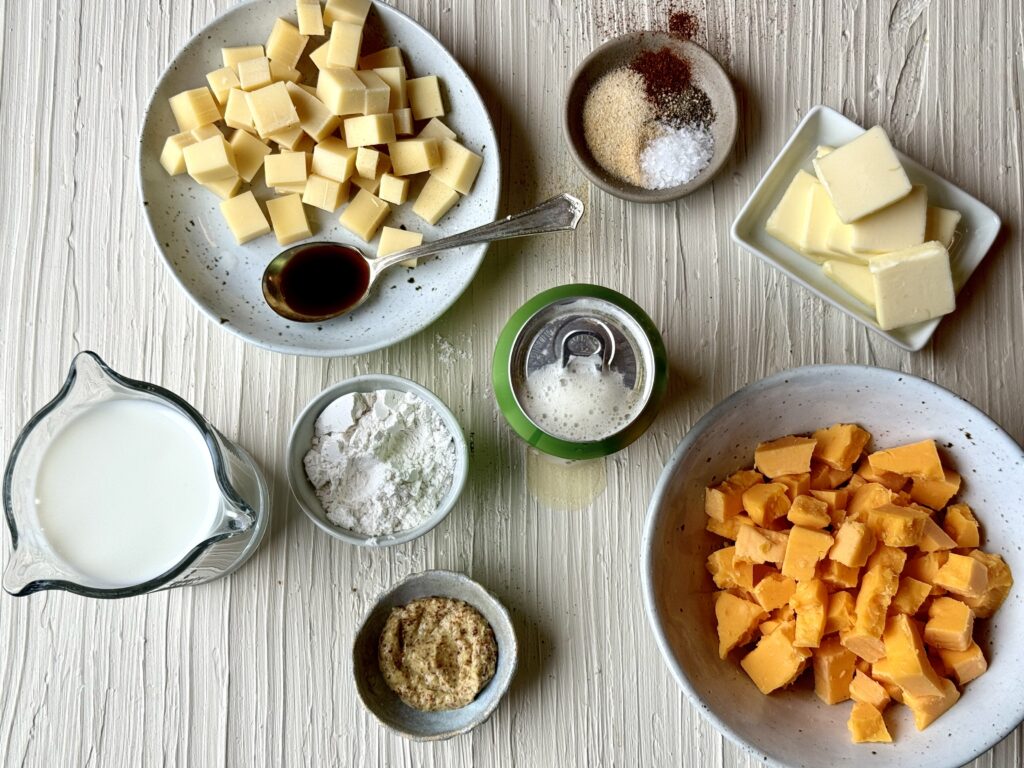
[704,470,763,521]
[847,483,896,520]
[781,526,834,582]
[824,590,856,634]
[905,550,949,595]
[933,552,988,599]
[840,551,904,662]
[890,576,932,616]
[735,525,789,566]
[754,436,817,478]
[787,495,831,529]
[812,423,871,471]
[849,670,891,710]
[943,503,980,548]
[706,546,755,592]
[960,550,1013,617]
[917,516,957,552]
[791,578,828,647]
[866,504,929,547]
[752,572,797,612]
[715,591,767,658]
[910,468,961,510]
[742,483,791,527]
[902,677,960,731]
[847,701,892,743]
[775,473,811,501]
[811,488,849,526]
[856,460,908,492]
[880,613,946,698]
[812,635,856,704]
[937,641,987,685]
[867,439,944,481]
[809,462,853,491]
[821,559,861,590]
[740,621,811,694]
[829,520,876,568]
[706,513,756,541]
[924,596,975,651]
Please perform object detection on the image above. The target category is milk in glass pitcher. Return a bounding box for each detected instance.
[3,352,269,597]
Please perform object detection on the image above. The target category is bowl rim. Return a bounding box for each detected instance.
[351,568,520,741]
[640,363,1024,768]
[562,31,738,204]
[286,374,469,547]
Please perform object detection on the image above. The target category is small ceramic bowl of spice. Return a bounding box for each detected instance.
[564,32,738,203]
[352,569,519,741]
[286,374,469,547]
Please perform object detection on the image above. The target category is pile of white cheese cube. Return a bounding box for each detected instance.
[766,126,961,331]
[158,0,483,261]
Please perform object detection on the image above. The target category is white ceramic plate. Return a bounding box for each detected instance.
[643,365,1024,768]
[139,0,500,357]
[730,106,1000,352]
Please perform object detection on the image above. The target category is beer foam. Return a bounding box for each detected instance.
[520,355,644,442]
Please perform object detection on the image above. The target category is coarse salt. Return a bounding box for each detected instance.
[641,123,715,189]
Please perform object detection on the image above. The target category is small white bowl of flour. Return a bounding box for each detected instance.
[287,375,468,546]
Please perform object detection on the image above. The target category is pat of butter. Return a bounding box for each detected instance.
[848,185,927,254]
[823,261,876,309]
[925,206,962,248]
[765,170,816,252]
[869,241,956,330]
[802,181,845,262]
[813,126,912,223]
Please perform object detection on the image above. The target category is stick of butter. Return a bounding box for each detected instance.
[813,126,912,224]
[868,241,956,330]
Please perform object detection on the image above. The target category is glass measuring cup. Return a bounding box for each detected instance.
[2,352,270,597]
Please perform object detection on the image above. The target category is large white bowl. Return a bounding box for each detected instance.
[138,0,500,357]
[642,365,1024,768]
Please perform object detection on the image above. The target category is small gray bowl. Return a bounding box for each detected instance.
[286,374,469,546]
[352,570,519,741]
[564,32,738,203]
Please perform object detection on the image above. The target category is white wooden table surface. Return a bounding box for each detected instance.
[2,0,1022,765]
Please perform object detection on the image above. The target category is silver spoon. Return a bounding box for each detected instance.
[262,193,585,323]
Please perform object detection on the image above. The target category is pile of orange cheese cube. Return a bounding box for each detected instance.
[704,424,1013,744]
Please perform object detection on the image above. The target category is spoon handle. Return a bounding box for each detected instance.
[374,193,585,271]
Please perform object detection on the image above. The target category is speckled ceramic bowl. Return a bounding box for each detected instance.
[138,0,500,356]
[643,365,1024,768]
[563,32,738,203]
[352,570,518,740]
[286,374,468,547]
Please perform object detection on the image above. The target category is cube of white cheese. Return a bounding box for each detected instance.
[378,173,409,205]
[355,146,386,179]
[264,151,309,187]
[869,241,956,330]
[354,70,391,115]
[377,225,423,267]
[206,67,241,105]
[343,113,396,147]
[201,175,243,201]
[432,139,483,194]
[269,59,303,84]
[812,126,912,223]
[245,82,300,137]
[765,170,816,252]
[311,136,357,181]
[267,124,307,151]
[237,57,273,91]
[351,154,391,194]
[373,66,407,110]
[160,132,197,176]
[419,117,456,141]
[316,67,366,116]
[224,88,256,132]
[266,18,308,69]
[168,88,221,132]
[266,193,312,246]
[358,46,403,69]
[823,261,876,309]
[220,191,271,244]
[387,138,440,176]
[183,136,238,183]
[302,173,349,211]
[323,0,371,26]
[848,184,927,254]
[406,75,445,120]
[296,0,326,36]
[327,20,363,69]
[222,45,265,72]
[392,108,415,136]
[925,206,962,249]
[309,41,330,70]
[191,124,224,142]
[285,82,340,142]
[413,175,460,225]
[229,129,272,182]
[339,188,390,242]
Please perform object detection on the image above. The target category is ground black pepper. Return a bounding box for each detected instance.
[629,47,716,130]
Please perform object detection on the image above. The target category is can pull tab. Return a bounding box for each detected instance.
[558,319,617,372]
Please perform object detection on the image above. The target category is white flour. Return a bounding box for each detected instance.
[303,390,456,537]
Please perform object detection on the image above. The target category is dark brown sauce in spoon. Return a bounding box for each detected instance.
[271,244,370,319]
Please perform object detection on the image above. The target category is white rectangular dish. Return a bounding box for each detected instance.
[730,105,1001,351]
